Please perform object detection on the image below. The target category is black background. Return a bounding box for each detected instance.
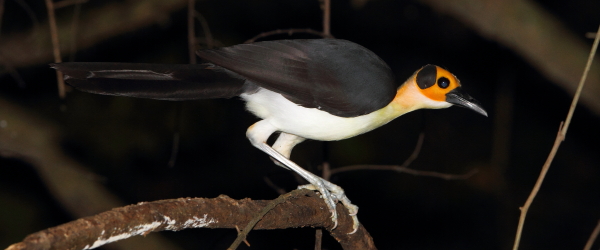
[1,0,600,249]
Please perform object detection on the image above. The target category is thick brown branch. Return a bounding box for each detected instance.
[7,191,376,250]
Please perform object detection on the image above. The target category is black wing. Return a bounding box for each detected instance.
[196,39,398,117]
[51,62,247,100]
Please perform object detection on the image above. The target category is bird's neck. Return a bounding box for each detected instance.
[387,81,426,117]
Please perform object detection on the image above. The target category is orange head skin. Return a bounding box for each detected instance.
[389,64,487,117]
[418,66,461,102]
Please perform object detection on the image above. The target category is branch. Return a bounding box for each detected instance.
[6,191,376,250]
[0,0,188,70]
[320,0,331,35]
[44,0,66,98]
[512,24,600,250]
[583,219,600,250]
[326,133,477,181]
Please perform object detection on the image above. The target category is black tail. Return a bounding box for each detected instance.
[51,62,247,100]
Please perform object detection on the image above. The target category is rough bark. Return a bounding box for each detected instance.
[6,191,376,250]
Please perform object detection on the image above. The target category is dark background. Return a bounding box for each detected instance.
[1,0,600,249]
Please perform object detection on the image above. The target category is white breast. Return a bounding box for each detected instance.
[241,88,401,141]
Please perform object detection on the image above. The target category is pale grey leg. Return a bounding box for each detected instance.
[246,120,360,233]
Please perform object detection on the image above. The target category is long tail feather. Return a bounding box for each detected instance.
[51,62,247,100]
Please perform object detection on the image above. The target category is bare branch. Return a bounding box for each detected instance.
[187,0,197,64]
[7,191,376,250]
[320,0,331,35]
[10,0,39,30]
[583,219,600,250]
[327,133,475,180]
[0,0,5,33]
[330,164,478,180]
[263,176,287,195]
[44,0,66,99]
[228,189,313,250]
[561,25,600,137]
[512,24,600,250]
[315,228,323,250]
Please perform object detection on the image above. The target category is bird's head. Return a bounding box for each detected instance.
[394,64,487,117]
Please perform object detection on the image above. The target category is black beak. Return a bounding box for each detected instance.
[445,87,488,117]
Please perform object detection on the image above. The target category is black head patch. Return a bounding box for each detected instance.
[416,64,437,89]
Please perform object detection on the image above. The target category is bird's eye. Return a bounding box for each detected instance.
[437,77,450,89]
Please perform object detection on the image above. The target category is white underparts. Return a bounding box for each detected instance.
[241,88,406,141]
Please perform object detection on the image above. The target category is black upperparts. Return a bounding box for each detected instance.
[196,39,398,117]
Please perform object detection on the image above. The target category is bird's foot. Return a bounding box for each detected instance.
[299,179,360,234]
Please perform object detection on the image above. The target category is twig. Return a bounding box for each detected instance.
[234,226,251,247]
[227,189,313,250]
[187,0,196,64]
[320,0,330,36]
[53,0,87,9]
[321,162,331,181]
[512,24,600,250]
[586,32,597,39]
[44,0,66,99]
[315,228,323,250]
[0,0,5,35]
[194,11,214,49]
[263,176,287,195]
[327,133,477,180]
[331,164,478,180]
[245,28,334,43]
[583,219,600,250]
[326,132,424,179]
[12,0,39,30]
[561,25,600,137]
[398,132,425,168]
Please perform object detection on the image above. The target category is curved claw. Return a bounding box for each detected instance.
[299,181,361,234]
[299,183,339,229]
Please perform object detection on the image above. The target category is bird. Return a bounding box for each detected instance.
[51,38,487,233]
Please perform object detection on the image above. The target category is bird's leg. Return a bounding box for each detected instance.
[247,120,359,233]
[273,133,359,232]
[270,132,305,169]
